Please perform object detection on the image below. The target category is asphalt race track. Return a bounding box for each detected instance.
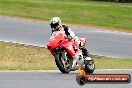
[0,16,132,58]
[0,17,132,88]
[0,70,131,88]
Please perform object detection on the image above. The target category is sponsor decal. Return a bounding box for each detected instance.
[76,68,131,85]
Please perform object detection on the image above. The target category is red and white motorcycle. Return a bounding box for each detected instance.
[47,33,95,74]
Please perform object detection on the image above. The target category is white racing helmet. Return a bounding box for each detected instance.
[50,17,62,31]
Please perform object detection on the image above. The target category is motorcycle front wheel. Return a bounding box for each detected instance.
[54,49,71,73]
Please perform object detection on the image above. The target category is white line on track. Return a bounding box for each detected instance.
[0,16,49,24]
[0,69,131,72]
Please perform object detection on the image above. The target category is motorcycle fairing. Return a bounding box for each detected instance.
[60,39,81,57]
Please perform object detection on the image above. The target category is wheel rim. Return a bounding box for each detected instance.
[88,63,95,69]
[61,51,70,70]
[86,60,95,70]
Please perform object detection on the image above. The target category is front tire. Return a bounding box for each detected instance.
[54,50,70,73]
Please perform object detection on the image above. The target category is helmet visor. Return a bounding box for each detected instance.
[50,22,59,28]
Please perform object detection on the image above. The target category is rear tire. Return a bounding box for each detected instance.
[84,59,95,74]
[54,50,70,74]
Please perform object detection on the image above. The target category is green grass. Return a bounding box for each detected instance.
[0,0,132,31]
[0,41,56,70]
[0,41,132,70]
[94,55,132,69]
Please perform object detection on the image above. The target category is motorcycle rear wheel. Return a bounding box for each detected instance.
[84,59,95,74]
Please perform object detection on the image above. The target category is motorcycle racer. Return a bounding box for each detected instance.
[49,17,92,69]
